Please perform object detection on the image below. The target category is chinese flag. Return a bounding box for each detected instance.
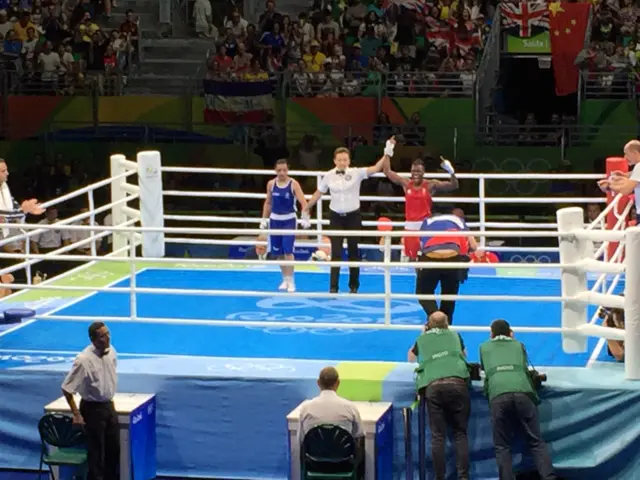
[548,2,591,96]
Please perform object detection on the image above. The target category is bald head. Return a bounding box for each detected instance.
[624,140,640,165]
[428,311,449,329]
[317,366,340,391]
[452,208,465,219]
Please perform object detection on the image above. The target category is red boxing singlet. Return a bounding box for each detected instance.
[404,183,433,259]
[405,183,432,221]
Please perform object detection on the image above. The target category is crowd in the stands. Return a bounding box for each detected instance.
[578,0,640,98]
[199,0,491,97]
[0,0,138,94]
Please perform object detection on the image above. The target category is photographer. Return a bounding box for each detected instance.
[600,307,625,362]
[479,319,556,480]
[408,311,471,480]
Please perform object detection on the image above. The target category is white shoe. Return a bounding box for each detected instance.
[278,280,288,291]
[287,281,296,293]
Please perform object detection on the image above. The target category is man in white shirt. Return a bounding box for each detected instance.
[304,137,395,293]
[0,158,44,285]
[598,140,640,223]
[298,366,364,474]
[62,322,119,480]
[31,206,71,277]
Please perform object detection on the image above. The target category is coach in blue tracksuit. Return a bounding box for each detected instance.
[416,208,477,324]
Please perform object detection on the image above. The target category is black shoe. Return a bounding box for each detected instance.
[330,288,338,293]
[349,288,358,294]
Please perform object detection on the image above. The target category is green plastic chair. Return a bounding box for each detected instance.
[301,424,359,479]
[37,414,88,480]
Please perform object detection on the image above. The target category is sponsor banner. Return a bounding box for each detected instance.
[506,31,551,54]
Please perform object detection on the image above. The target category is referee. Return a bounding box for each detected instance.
[62,322,119,480]
[304,137,396,293]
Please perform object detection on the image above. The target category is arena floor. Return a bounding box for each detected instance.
[0,264,617,367]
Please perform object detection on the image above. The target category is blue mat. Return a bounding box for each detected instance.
[0,267,632,480]
[0,268,618,366]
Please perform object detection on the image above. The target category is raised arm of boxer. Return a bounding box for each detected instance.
[428,156,459,193]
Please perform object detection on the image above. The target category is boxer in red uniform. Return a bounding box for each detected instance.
[383,156,459,259]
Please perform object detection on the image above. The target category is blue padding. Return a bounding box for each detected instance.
[0,308,35,325]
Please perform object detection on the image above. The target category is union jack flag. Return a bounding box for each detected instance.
[501,2,549,38]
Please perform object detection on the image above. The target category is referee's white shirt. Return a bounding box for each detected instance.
[61,344,117,402]
[319,167,369,214]
[630,162,640,214]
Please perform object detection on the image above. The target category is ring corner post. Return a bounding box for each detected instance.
[136,151,165,258]
[624,226,640,380]
[556,206,588,353]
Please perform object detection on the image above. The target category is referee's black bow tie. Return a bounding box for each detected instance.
[336,170,346,175]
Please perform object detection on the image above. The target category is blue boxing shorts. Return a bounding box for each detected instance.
[268,217,296,255]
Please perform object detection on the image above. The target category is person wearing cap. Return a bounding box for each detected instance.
[408,311,471,480]
[303,39,326,72]
[303,137,395,293]
[479,319,556,480]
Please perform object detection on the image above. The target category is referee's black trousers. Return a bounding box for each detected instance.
[416,254,464,323]
[80,400,120,480]
[329,209,361,292]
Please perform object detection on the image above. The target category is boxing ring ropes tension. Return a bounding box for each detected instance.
[0,151,637,378]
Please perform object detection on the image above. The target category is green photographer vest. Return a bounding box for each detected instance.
[479,336,539,404]
[415,328,469,391]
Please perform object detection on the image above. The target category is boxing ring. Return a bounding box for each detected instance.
[0,152,639,479]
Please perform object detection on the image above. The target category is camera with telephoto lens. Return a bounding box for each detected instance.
[527,367,547,389]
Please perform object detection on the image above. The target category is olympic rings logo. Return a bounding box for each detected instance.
[509,255,553,263]
[472,157,552,196]
[255,297,422,315]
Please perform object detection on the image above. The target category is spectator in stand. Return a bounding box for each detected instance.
[120,9,138,53]
[258,0,282,35]
[245,57,268,81]
[38,40,60,91]
[0,10,13,38]
[297,12,314,44]
[316,10,339,41]
[193,0,214,38]
[260,21,285,49]
[233,41,252,75]
[13,11,35,41]
[225,8,248,38]
[303,39,326,71]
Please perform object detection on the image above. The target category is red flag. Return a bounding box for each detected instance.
[548,2,591,96]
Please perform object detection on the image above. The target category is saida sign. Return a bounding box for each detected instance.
[506,31,551,54]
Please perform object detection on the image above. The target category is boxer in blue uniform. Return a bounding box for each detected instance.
[260,159,310,292]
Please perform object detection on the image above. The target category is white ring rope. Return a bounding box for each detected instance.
[2,153,637,376]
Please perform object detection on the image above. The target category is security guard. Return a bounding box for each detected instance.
[410,311,470,480]
[479,319,556,480]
